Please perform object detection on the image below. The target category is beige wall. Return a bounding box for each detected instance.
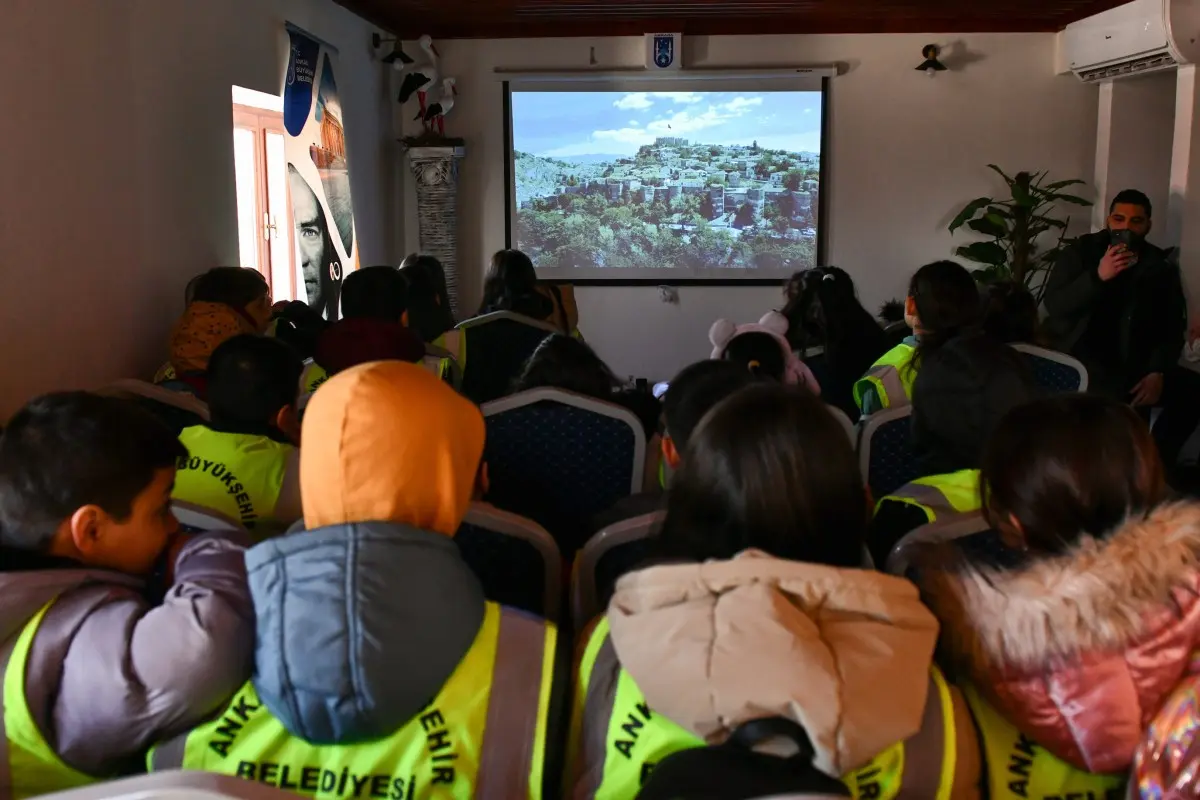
[400,33,1099,381]
[0,0,399,416]
[1094,72,1176,233]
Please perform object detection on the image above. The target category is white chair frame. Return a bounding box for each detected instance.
[35,770,302,799]
[455,310,561,334]
[99,380,210,421]
[171,501,246,533]
[573,510,664,631]
[886,512,991,577]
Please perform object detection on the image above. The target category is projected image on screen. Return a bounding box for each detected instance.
[510,90,823,281]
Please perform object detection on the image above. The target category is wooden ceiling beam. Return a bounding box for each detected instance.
[335,0,1129,39]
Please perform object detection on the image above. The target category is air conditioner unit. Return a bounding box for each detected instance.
[1061,0,1200,82]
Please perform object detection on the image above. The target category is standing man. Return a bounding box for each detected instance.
[1043,189,1200,479]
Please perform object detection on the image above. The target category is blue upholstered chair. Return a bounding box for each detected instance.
[482,388,646,556]
[859,405,919,499]
[455,503,562,622]
[1012,343,1089,394]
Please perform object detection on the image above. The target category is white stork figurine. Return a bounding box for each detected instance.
[421,77,457,137]
[397,35,439,120]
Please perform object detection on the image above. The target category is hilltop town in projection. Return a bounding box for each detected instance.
[511,91,822,274]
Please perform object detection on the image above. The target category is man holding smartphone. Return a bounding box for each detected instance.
[1044,189,1200,480]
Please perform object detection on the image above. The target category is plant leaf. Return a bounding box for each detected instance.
[968,217,1008,238]
[1037,217,1067,229]
[987,164,1015,186]
[1012,181,1034,207]
[1045,179,1085,190]
[1051,193,1092,206]
[949,197,993,234]
[987,206,1012,219]
[955,241,1008,266]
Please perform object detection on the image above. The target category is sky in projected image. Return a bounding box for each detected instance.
[512,90,822,158]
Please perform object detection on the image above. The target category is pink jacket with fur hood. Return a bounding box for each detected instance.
[919,502,1200,774]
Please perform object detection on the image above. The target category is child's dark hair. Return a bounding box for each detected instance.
[400,254,456,341]
[982,281,1040,345]
[657,384,866,568]
[781,267,884,358]
[0,393,186,551]
[207,335,303,433]
[479,249,553,320]
[908,261,982,369]
[663,360,755,448]
[340,266,409,322]
[190,267,269,309]
[271,301,328,361]
[722,332,786,381]
[513,334,618,399]
[981,394,1165,555]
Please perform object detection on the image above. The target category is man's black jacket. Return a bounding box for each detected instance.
[1042,230,1185,380]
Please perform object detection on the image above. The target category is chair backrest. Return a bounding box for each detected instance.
[456,311,560,404]
[574,510,664,630]
[1011,343,1089,393]
[885,512,990,577]
[99,380,209,434]
[35,770,301,799]
[826,404,858,448]
[483,388,646,555]
[455,503,562,622]
[859,405,919,499]
[171,501,246,535]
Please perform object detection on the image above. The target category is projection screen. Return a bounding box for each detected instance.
[503,74,830,284]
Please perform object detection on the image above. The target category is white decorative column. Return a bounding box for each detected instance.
[405,144,466,317]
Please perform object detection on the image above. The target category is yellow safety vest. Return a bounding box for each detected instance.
[433,330,466,376]
[567,618,962,800]
[963,685,1126,800]
[3,600,97,798]
[854,343,917,414]
[301,362,330,395]
[148,603,556,800]
[877,469,982,525]
[174,426,293,533]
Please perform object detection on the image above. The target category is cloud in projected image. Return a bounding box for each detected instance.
[512,91,821,159]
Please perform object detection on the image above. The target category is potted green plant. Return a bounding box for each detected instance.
[948,166,1092,301]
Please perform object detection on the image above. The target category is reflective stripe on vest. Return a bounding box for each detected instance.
[148,602,555,799]
[174,426,292,533]
[853,343,917,412]
[301,363,329,395]
[878,470,982,524]
[963,685,1125,800]
[568,617,959,800]
[2,599,95,799]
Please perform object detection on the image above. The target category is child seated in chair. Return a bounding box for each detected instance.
[145,362,558,798]
[0,392,254,797]
[166,267,274,398]
[709,311,820,392]
[854,260,980,415]
[308,267,426,390]
[591,360,755,534]
[868,331,1039,564]
[173,334,303,536]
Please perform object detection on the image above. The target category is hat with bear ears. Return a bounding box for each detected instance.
[709,311,821,393]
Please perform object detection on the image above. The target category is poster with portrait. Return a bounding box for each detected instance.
[284,23,359,319]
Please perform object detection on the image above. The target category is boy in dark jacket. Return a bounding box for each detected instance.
[0,393,254,796]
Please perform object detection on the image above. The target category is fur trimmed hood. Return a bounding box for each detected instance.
[920,501,1200,773]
